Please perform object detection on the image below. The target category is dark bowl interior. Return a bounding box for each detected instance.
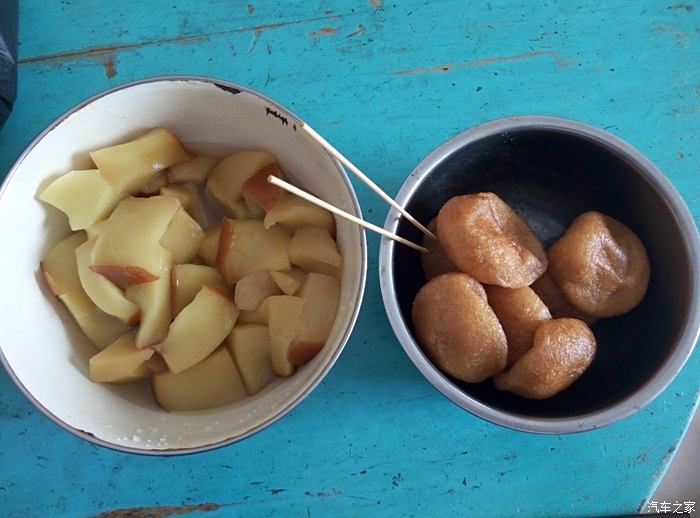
[393,128,693,418]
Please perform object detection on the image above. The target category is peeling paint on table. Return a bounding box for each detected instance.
[1,1,699,516]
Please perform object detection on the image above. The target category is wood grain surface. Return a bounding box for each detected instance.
[0,1,698,516]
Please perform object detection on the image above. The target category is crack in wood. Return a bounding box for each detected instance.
[18,13,344,65]
[346,24,366,38]
[309,26,340,38]
[389,50,574,75]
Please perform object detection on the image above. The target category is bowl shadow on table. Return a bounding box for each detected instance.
[392,129,692,420]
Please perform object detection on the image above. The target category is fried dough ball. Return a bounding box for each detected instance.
[412,272,506,383]
[421,217,458,280]
[437,192,547,288]
[548,211,650,318]
[456,272,488,302]
[494,318,596,399]
[530,271,598,326]
[485,285,552,368]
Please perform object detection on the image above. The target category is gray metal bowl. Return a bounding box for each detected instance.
[379,116,700,434]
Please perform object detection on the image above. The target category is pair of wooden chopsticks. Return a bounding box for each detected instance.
[267,123,434,253]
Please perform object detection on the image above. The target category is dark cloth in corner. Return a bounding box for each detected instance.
[0,0,18,130]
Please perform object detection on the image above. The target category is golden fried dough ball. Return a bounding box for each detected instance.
[437,192,547,288]
[412,272,506,383]
[530,271,598,326]
[548,211,650,318]
[485,285,552,368]
[458,272,488,302]
[421,217,458,280]
[494,318,596,399]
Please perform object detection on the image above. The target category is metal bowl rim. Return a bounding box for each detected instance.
[379,115,700,434]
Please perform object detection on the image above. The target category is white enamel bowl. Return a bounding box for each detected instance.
[0,77,367,454]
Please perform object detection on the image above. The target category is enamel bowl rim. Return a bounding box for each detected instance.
[0,75,368,454]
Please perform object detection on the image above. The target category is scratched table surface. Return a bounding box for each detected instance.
[1,1,699,516]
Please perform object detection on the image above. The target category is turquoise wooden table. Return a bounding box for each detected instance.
[1,1,699,516]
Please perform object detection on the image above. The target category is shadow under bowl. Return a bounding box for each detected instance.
[380,116,700,433]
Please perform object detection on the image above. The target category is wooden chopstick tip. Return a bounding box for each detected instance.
[404,240,430,253]
[267,175,430,253]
